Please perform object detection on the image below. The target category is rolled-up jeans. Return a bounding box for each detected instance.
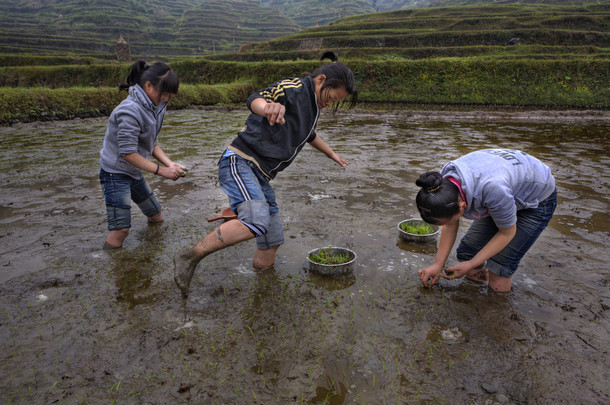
[99,169,161,230]
[456,189,557,278]
[217,153,284,250]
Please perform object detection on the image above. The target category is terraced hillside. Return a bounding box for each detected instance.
[230,2,610,61]
[260,0,377,28]
[258,0,597,28]
[0,0,299,58]
[1,1,609,123]
[175,1,300,54]
[0,0,602,60]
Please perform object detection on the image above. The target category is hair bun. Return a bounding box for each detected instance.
[415,171,443,192]
[320,51,338,62]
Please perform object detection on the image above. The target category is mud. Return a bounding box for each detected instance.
[0,108,608,404]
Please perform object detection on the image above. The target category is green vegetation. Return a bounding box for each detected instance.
[2,55,607,124]
[0,83,254,125]
[1,1,608,124]
[1,1,599,60]
[308,247,353,265]
[261,0,377,28]
[401,222,435,235]
[0,0,299,58]
[238,2,610,60]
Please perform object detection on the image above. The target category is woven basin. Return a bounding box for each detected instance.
[307,247,356,276]
[398,219,439,243]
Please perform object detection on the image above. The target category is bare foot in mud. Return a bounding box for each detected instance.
[466,267,489,284]
[102,241,122,250]
[252,246,279,270]
[173,247,201,299]
[147,213,164,224]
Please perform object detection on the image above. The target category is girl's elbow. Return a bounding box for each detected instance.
[503,225,517,240]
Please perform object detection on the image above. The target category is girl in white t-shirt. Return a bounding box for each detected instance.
[415,149,556,292]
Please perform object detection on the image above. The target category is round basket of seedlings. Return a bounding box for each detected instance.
[398,218,439,243]
[307,246,356,276]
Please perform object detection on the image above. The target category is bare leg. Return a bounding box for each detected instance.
[466,266,489,283]
[104,228,129,249]
[253,245,280,270]
[147,212,164,223]
[174,220,254,298]
[488,271,512,292]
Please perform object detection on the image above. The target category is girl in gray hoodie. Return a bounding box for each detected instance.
[99,61,185,249]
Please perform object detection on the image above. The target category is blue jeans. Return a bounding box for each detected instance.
[456,189,557,278]
[99,169,161,230]
[217,153,284,250]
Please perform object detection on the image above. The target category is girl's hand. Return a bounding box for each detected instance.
[330,153,349,167]
[442,261,474,280]
[418,263,444,288]
[263,102,286,126]
[169,162,188,177]
[158,165,181,181]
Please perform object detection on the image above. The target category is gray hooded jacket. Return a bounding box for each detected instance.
[99,84,167,179]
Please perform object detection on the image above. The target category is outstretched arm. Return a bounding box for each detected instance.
[309,135,348,167]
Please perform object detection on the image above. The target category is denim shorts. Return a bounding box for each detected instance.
[456,189,557,278]
[217,153,284,249]
[99,169,161,230]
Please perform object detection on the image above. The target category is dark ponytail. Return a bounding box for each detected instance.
[415,171,460,224]
[311,51,358,112]
[118,60,179,95]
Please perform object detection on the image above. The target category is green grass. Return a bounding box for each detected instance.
[1,56,609,125]
[0,82,255,125]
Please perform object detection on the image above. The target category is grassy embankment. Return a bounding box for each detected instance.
[1,3,609,125]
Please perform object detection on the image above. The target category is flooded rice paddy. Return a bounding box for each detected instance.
[0,108,608,404]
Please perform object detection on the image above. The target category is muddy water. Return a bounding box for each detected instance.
[0,108,608,404]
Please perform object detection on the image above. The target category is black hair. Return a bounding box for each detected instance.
[310,51,358,112]
[415,171,460,224]
[118,60,179,94]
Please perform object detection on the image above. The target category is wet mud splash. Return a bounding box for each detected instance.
[0,109,609,404]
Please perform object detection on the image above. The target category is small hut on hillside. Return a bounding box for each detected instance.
[116,35,131,61]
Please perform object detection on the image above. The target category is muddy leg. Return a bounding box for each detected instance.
[104,228,129,249]
[173,247,203,300]
[173,220,254,299]
[253,245,280,270]
[488,272,512,292]
[147,212,164,224]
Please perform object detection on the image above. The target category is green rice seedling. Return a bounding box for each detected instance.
[308,247,351,265]
[400,222,434,235]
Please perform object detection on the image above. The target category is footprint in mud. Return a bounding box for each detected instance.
[427,325,468,344]
[440,327,466,343]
